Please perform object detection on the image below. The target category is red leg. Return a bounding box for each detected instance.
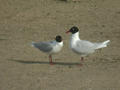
[78,57,84,66]
[49,55,54,65]
[78,63,83,66]
[81,57,84,61]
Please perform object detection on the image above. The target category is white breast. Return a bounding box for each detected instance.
[70,32,80,49]
[51,41,63,54]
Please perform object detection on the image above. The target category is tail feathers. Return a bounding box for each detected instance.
[103,40,110,45]
[95,40,110,49]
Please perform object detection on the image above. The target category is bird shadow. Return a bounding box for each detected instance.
[0,38,8,41]
[8,59,80,66]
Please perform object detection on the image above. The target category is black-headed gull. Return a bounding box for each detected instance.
[32,35,63,65]
[66,26,110,65]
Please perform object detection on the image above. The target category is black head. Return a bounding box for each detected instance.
[55,35,62,42]
[66,26,79,34]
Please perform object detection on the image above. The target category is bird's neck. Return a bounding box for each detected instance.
[71,32,80,42]
[59,41,63,46]
[70,32,80,47]
[56,41,63,47]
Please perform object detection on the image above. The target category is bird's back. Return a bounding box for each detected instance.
[32,41,53,53]
[72,40,95,55]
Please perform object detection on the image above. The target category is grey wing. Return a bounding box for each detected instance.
[76,40,95,53]
[33,42,53,52]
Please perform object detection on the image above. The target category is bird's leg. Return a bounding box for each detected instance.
[49,55,54,65]
[78,57,84,66]
[81,57,84,61]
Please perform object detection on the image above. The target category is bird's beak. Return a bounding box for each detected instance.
[66,30,70,34]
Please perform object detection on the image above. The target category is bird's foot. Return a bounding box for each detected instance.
[50,62,54,65]
[77,63,83,67]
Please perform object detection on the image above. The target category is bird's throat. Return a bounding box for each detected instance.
[70,32,80,47]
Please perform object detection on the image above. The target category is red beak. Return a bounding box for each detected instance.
[66,30,70,34]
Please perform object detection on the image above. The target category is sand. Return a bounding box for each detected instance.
[0,0,120,90]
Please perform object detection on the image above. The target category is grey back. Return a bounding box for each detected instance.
[75,40,95,53]
[33,42,53,52]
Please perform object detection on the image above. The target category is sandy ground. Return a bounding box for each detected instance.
[0,0,120,90]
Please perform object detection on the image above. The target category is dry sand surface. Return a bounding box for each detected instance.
[0,0,120,90]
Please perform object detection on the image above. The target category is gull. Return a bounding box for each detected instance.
[66,26,110,65]
[32,35,63,65]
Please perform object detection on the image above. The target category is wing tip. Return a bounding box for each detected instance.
[104,40,110,44]
[107,40,110,42]
[31,42,35,47]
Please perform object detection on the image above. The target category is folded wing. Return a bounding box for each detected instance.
[32,42,53,52]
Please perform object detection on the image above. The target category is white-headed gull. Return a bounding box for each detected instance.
[32,35,63,65]
[66,26,110,65]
